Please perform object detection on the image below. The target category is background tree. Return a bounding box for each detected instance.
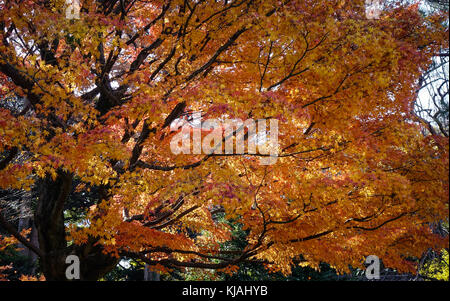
[415,0,449,137]
[0,0,448,280]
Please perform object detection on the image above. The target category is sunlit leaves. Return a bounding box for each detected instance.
[0,0,448,276]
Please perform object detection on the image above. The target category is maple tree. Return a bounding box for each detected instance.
[0,0,448,280]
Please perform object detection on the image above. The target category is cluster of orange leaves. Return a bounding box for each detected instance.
[0,0,448,277]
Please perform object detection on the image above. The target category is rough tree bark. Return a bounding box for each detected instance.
[34,170,118,280]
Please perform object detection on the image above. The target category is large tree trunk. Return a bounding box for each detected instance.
[34,171,118,280]
[34,171,70,280]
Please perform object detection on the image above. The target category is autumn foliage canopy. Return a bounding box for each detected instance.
[0,0,448,280]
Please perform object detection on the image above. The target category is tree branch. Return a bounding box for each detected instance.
[0,211,43,258]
